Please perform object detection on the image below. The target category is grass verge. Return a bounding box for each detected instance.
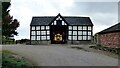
[1,50,33,68]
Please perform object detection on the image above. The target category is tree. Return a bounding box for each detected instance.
[2,2,19,39]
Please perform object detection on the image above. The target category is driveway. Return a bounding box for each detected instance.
[2,45,118,66]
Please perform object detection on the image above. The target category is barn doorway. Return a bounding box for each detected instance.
[50,25,68,44]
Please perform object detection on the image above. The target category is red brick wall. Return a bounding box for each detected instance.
[98,32,120,48]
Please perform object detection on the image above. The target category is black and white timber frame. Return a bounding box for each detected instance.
[30,13,93,44]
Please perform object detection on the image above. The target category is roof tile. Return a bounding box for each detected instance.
[30,16,93,26]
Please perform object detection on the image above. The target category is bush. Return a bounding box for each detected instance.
[2,36,16,44]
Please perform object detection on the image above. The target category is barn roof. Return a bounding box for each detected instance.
[98,23,120,34]
[30,14,93,26]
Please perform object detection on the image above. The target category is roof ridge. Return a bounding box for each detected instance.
[31,16,93,26]
[33,16,55,17]
[32,16,89,18]
[104,23,120,30]
[98,23,120,34]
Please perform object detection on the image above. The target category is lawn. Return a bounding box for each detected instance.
[1,50,33,68]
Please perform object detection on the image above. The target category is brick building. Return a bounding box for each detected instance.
[97,23,120,48]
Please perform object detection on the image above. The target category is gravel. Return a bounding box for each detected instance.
[2,45,118,66]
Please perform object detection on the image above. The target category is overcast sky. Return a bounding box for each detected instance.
[9,0,119,40]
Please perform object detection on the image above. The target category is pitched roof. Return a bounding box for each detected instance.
[31,17,54,26]
[98,23,120,34]
[30,15,93,26]
[64,17,93,25]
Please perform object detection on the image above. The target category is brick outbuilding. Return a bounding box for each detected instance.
[97,23,120,48]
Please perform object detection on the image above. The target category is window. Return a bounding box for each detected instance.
[88,32,91,35]
[73,36,77,40]
[41,36,46,40]
[78,31,82,35]
[73,26,77,30]
[78,26,82,30]
[59,18,62,20]
[47,31,50,35]
[51,23,53,25]
[64,21,67,25]
[88,36,91,40]
[47,36,50,40]
[36,26,40,30]
[68,36,72,40]
[31,31,35,35]
[83,31,87,35]
[73,31,77,35]
[31,36,35,40]
[62,21,67,25]
[54,21,56,25]
[56,17,59,20]
[83,36,87,40]
[65,23,67,25]
[69,31,72,35]
[46,26,49,30]
[69,26,72,30]
[41,26,45,30]
[88,26,91,30]
[41,31,46,35]
[62,21,64,25]
[37,31,40,35]
[78,36,82,40]
[37,36,40,40]
[56,16,62,20]
[83,26,87,30]
[31,26,35,30]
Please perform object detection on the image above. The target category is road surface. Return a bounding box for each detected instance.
[2,45,118,66]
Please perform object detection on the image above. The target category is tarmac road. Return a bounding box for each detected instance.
[2,45,118,66]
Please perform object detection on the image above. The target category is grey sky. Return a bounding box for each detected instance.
[9,0,119,40]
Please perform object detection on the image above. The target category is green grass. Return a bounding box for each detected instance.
[2,50,32,68]
[0,51,2,68]
[2,50,17,55]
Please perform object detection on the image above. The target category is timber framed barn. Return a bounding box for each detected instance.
[30,13,93,45]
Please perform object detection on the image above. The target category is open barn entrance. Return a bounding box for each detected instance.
[50,25,68,44]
